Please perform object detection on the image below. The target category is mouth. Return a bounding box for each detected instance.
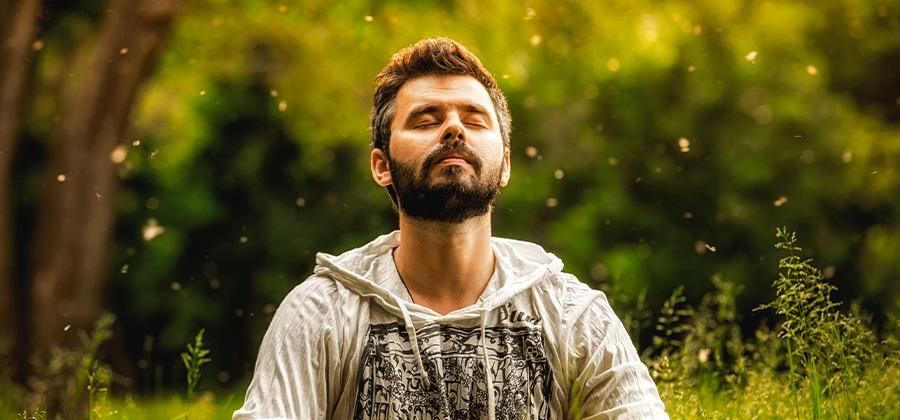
[438,156,469,165]
[422,147,481,176]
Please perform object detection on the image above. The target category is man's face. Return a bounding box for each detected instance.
[372,75,510,223]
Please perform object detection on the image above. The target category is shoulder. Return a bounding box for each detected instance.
[536,272,626,341]
[539,272,612,320]
[267,276,351,345]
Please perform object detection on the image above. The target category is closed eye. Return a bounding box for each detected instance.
[415,121,440,129]
[463,116,489,128]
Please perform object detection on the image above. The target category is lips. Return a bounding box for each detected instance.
[439,155,468,164]
[422,145,482,175]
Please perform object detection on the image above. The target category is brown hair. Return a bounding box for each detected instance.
[370,38,512,157]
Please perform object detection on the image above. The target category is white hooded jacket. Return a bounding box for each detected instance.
[234,231,667,419]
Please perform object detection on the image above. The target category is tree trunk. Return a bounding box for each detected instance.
[25,0,180,401]
[0,0,42,374]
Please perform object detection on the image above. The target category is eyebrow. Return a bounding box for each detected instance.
[404,102,493,124]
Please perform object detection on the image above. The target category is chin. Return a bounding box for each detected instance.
[430,176,477,190]
[428,167,467,181]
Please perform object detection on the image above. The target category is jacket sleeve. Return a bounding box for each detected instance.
[565,290,668,420]
[233,278,339,420]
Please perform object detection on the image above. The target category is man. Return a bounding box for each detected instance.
[234,38,667,419]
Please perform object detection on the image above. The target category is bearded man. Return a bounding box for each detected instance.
[234,38,668,420]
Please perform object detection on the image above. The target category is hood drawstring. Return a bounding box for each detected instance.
[479,309,496,420]
[396,294,431,388]
[316,255,432,388]
[314,231,565,418]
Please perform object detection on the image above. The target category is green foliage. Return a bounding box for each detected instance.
[181,329,212,399]
[70,313,116,417]
[8,0,899,417]
[756,227,877,417]
[17,410,46,420]
[86,359,114,419]
[646,229,897,418]
[3,229,899,419]
[9,313,117,418]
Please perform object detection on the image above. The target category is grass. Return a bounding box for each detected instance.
[2,228,898,418]
[181,329,212,399]
[106,392,244,420]
[647,228,899,418]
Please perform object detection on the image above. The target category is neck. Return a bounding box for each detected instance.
[393,212,495,315]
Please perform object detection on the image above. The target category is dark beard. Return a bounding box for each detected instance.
[389,144,503,224]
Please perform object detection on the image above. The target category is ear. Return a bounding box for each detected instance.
[499,146,511,187]
[371,148,393,187]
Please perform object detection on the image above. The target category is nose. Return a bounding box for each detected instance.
[441,114,466,144]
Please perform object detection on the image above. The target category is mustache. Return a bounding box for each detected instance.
[420,143,483,176]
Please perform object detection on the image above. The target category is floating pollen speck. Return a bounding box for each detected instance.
[806,65,818,75]
[110,144,128,163]
[546,198,558,208]
[364,15,374,22]
[57,174,67,182]
[554,169,564,179]
[607,58,621,72]
[774,196,788,207]
[278,100,287,112]
[525,146,538,158]
[64,324,71,332]
[698,348,710,363]
[119,47,129,55]
[842,150,853,163]
[270,89,278,97]
[530,34,542,46]
[142,218,165,241]
[523,8,536,20]
[745,51,758,61]
[678,137,691,152]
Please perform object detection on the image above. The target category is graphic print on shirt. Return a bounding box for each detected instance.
[353,304,552,420]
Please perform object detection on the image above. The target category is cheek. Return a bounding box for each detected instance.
[480,142,505,165]
[389,133,430,161]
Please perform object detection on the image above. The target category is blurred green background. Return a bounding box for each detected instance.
[5,0,899,398]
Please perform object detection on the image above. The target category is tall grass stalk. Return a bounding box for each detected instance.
[181,329,212,399]
[809,356,821,420]
[65,313,115,417]
[755,227,877,418]
[785,339,800,420]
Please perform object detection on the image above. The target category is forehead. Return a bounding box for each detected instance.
[394,75,494,115]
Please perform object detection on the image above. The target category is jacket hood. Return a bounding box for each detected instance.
[313,230,564,324]
[313,230,564,410]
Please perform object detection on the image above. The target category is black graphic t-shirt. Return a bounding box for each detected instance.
[353,305,552,419]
